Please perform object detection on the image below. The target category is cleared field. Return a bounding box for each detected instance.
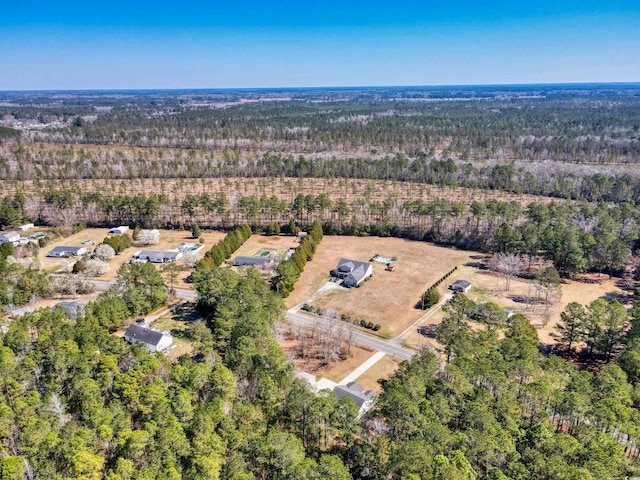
[402,259,630,351]
[227,234,299,266]
[37,227,226,282]
[150,303,201,360]
[287,235,470,336]
[356,355,401,393]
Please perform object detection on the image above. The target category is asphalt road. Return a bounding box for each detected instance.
[91,279,414,361]
[286,309,416,361]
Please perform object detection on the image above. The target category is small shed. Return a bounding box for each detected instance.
[109,226,129,234]
[124,324,172,353]
[451,279,472,293]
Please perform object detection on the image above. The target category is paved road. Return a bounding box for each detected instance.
[91,279,414,360]
[286,309,416,361]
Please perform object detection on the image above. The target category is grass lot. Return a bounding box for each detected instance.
[150,302,202,360]
[287,236,469,336]
[402,258,631,352]
[356,355,401,393]
[37,227,226,285]
[227,234,299,265]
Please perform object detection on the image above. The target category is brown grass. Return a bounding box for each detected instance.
[355,355,401,392]
[37,227,226,284]
[287,236,469,336]
[402,257,631,350]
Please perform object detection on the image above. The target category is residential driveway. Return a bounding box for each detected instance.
[290,280,345,311]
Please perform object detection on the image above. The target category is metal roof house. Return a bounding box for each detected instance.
[450,279,472,293]
[0,231,20,245]
[53,301,85,319]
[124,324,173,353]
[132,249,183,263]
[109,226,129,234]
[334,258,373,287]
[333,382,377,418]
[47,246,87,257]
[17,224,34,232]
[233,255,272,267]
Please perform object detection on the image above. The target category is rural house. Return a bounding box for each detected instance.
[132,249,183,263]
[0,231,21,245]
[233,255,272,267]
[333,258,373,287]
[450,279,472,293]
[333,382,377,418]
[124,324,173,353]
[17,223,34,232]
[47,245,87,257]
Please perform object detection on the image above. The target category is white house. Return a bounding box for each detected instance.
[109,226,129,234]
[17,224,35,232]
[0,231,20,245]
[132,249,183,263]
[124,324,173,353]
[47,246,87,258]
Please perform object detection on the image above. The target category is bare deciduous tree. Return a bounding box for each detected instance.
[488,252,524,291]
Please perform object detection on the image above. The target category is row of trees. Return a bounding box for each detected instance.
[273,221,323,297]
[197,224,251,269]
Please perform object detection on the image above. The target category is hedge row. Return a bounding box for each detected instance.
[301,304,381,331]
[273,221,323,297]
[198,224,252,269]
[102,234,132,254]
[417,265,458,310]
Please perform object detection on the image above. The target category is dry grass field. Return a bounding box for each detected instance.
[37,227,226,282]
[355,355,401,392]
[286,235,470,336]
[402,259,631,352]
[229,234,299,262]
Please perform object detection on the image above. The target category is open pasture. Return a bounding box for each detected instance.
[287,235,470,336]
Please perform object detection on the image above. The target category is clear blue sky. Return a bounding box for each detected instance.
[1,1,638,90]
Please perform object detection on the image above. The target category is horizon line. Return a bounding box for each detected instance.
[1,81,640,94]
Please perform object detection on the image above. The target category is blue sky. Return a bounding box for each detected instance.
[1,1,638,90]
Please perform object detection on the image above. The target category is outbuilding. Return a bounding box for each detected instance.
[109,226,129,234]
[450,279,472,293]
[17,224,34,232]
[124,324,173,353]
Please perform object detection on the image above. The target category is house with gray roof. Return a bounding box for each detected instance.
[47,245,87,258]
[124,324,173,353]
[450,279,472,293]
[333,382,377,418]
[132,249,183,263]
[233,255,272,267]
[334,258,373,287]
